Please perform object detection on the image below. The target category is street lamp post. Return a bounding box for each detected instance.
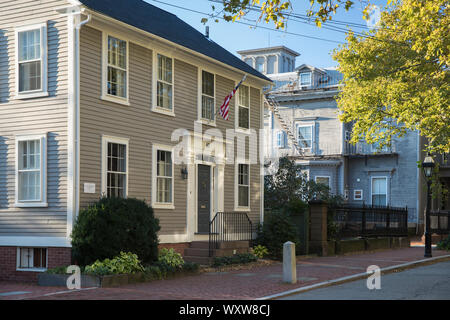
[422,155,435,258]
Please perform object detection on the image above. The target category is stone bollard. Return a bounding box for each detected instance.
[283,241,297,284]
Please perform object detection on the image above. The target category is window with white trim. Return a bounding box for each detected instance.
[238,85,250,129]
[354,189,363,201]
[156,150,173,204]
[16,134,47,207]
[297,125,313,151]
[315,176,330,188]
[237,163,250,208]
[277,131,288,148]
[16,23,48,97]
[106,35,127,99]
[201,71,215,121]
[300,72,311,86]
[156,54,173,110]
[371,177,387,206]
[106,141,127,198]
[17,247,47,270]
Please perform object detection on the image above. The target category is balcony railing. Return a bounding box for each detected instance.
[344,142,397,156]
[271,72,343,93]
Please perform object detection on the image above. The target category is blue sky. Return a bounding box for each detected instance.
[146,0,387,68]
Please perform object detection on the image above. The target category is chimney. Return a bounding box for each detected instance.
[205,26,210,39]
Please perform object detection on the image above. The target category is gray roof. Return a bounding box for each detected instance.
[79,0,271,82]
[237,46,300,57]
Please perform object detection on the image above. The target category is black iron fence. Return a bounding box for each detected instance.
[209,212,253,257]
[331,204,408,239]
[430,210,450,235]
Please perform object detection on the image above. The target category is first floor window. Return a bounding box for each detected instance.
[156,150,173,203]
[372,177,387,206]
[18,248,47,269]
[277,131,287,148]
[298,125,313,150]
[201,71,215,121]
[106,142,127,198]
[238,164,249,207]
[315,176,330,188]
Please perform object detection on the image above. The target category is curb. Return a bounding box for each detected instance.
[257,253,450,300]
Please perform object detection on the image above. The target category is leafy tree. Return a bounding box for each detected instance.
[333,0,449,154]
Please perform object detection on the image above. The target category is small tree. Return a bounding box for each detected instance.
[71,197,160,266]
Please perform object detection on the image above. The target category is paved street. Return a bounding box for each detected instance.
[280,260,450,300]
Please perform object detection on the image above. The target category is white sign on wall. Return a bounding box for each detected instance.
[84,183,96,194]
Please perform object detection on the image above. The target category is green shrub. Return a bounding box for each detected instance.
[182,261,200,272]
[158,248,184,269]
[71,197,160,266]
[252,245,269,259]
[212,253,258,267]
[144,265,164,280]
[257,210,300,260]
[437,235,450,251]
[84,252,144,276]
[46,265,68,274]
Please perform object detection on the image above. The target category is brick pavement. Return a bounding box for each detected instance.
[0,247,448,300]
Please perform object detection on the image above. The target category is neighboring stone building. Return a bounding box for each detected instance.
[239,46,424,230]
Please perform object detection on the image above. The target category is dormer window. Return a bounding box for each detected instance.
[300,72,311,86]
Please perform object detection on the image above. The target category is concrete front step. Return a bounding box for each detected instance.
[183,255,213,265]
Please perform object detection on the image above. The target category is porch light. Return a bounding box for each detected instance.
[422,155,435,178]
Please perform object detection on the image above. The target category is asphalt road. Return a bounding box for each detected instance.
[279,260,450,300]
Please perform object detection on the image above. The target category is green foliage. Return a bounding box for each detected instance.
[252,245,269,259]
[143,261,199,281]
[158,248,185,269]
[257,210,300,260]
[84,252,144,276]
[46,265,69,274]
[212,253,258,267]
[333,0,450,154]
[437,235,450,251]
[71,197,160,266]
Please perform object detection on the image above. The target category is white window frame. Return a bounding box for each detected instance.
[277,130,288,148]
[236,83,251,132]
[315,176,331,188]
[152,144,175,209]
[101,32,130,106]
[14,23,48,100]
[235,162,250,211]
[297,124,315,152]
[197,69,216,126]
[101,135,129,198]
[353,189,363,201]
[152,51,175,116]
[15,134,47,208]
[16,247,48,272]
[300,72,312,86]
[370,176,388,206]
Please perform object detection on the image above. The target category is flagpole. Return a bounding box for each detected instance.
[215,74,247,119]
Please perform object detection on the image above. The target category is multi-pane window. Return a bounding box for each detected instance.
[157,54,173,110]
[277,131,287,148]
[106,142,127,198]
[18,248,47,269]
[107,36,127,98]
[238,164,249,208]
[201,71,215,121]
[17,28,44,93]
[156,150,173,203]
[298,126,313,150]
[238,85,250,129]
[300,72,311,86]
[372,177,387,206]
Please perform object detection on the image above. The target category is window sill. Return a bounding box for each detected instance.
[196,119,216,127]
[15,202,48,208]
[14,91,49,100]
[235,128,251,135]
[152,107,175,117]
[16,268,47,272]
[234,207,251,212]
[101,94,130,106]
[152,203,175,210]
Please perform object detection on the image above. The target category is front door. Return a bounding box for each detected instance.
[197,164,211,233]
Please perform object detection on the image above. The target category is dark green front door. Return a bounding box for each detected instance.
[197,164,211,233]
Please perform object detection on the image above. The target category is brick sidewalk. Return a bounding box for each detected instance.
[1,247,449,300]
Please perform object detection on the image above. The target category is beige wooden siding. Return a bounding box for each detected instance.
[79,25,263,235]
[0,0,69,237]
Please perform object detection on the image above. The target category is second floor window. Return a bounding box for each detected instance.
[107,36,127,98]
[157,54,173,110]
[106,142,127,198]
[298,125,313,151]
[201,71,215,121]
[238,85,250,129]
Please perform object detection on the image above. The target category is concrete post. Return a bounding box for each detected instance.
[309,200,329,256]
[283,241,297,284]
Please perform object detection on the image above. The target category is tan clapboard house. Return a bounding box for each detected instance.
[0,0,270,280]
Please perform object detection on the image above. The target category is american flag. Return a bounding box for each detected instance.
[219,75,247,121]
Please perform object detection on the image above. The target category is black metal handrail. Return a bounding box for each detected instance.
[209,212,253,257]
[331,204,408,239]
[430,210,450,235]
